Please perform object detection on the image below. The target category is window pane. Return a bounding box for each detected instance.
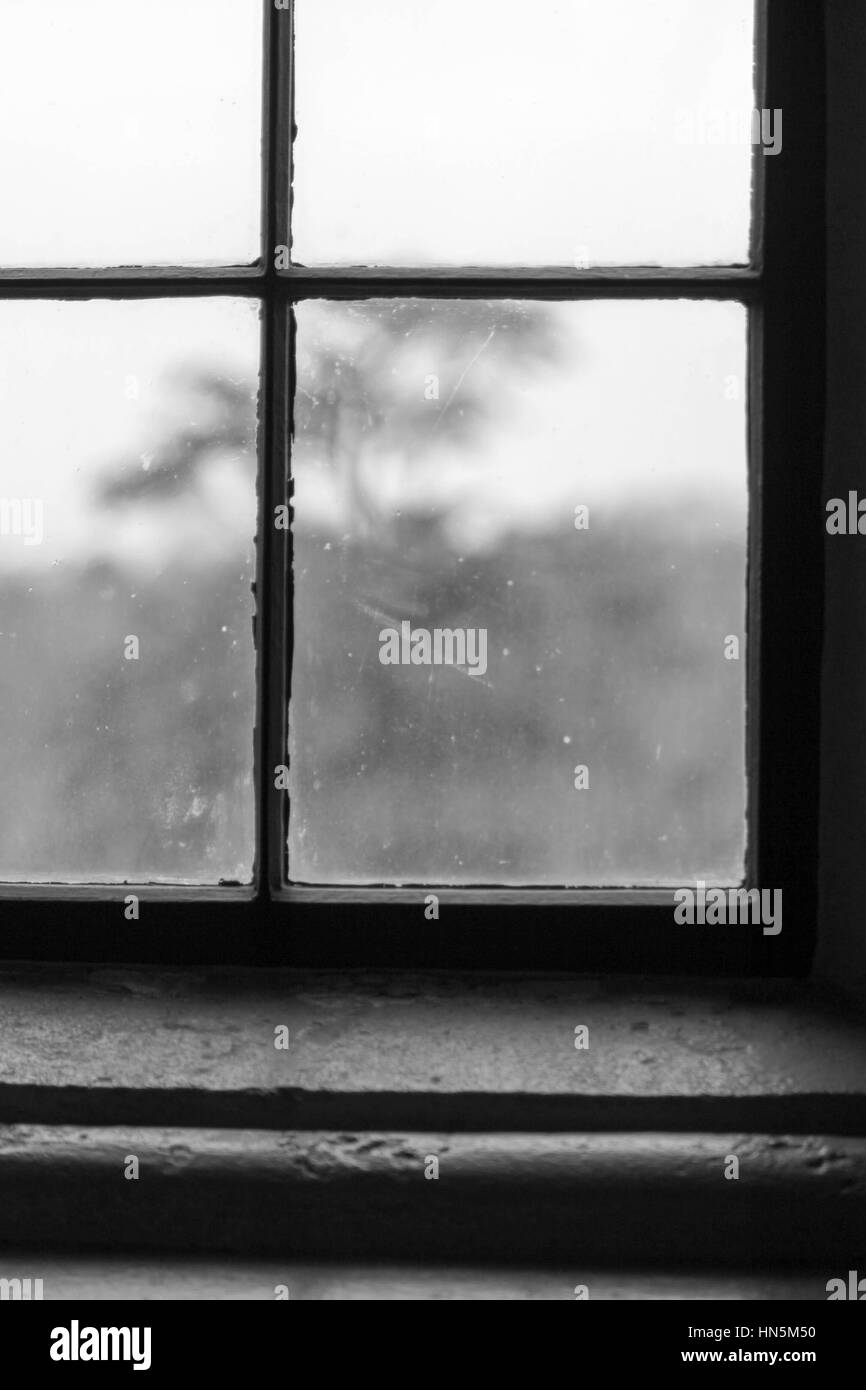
[0,299,259,882]
[290,298,748,886]
[0,1,262,267]
[292,0,756,268]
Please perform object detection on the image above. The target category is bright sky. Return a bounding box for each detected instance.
[0,0,262,266]
[293,0,755,265]
[0,4,753,574]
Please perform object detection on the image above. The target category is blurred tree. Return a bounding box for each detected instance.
[0,300,746,886]
[294,299,563,624]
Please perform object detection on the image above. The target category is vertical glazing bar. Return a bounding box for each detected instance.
[743,0,769,913]
[750,0,769,270]
[745,299,764,901]
[257,1,292,899]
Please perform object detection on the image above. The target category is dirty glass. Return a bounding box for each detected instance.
[289,297,748,885]
[0,0,262,267]
[292,0,756,267]
[0,298,259,882]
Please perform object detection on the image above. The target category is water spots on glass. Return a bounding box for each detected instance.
[289,298,747,885]
[0,299,259,883]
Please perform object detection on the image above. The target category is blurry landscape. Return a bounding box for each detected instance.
[0,297,746,886]
[291,299,747,885]
[0,551,255,883]
[0,301,259,883]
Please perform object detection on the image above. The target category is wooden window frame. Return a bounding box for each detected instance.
[0,0,824,974]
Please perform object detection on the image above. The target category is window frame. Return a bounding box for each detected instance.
[0,0,825,974]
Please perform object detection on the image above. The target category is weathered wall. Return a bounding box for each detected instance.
[816,0,866,1000]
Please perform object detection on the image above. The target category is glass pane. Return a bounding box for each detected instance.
[290,298,748,886]
[0,299,259,882]
[292,0,756,268]
[0,1,262,267]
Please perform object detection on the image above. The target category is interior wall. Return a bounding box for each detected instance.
[816,0,866,1000]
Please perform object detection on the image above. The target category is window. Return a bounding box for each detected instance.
[0,1,824,973]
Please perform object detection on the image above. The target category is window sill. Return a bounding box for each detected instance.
[1,967,865,1263]
[2,966,864,1129]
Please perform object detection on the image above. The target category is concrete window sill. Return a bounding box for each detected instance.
[1,968,865,1263]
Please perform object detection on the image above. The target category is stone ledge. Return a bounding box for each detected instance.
[1,1127,865,1264]
[0,969,865,1130]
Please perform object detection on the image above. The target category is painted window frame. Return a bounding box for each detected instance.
[0,1,824,973]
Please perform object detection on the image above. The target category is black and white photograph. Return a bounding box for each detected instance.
[0,0,863,1364]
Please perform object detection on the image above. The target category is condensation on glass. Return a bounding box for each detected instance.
[0,299,259,882]
[292,0,756,267]
[0,1,262,267]
[290,298,748,886]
